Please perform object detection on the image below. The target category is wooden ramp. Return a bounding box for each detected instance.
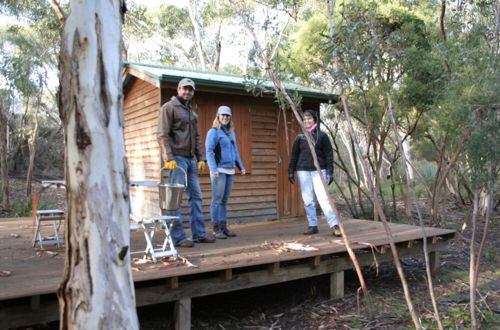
[0,217,455,329]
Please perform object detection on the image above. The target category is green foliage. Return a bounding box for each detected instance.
[10,196,52,217]
[282,14,329,81]
[156,5,191,38]
[431,0,500,189]
[0,0,63,179]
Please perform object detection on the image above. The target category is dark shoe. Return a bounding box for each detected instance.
[221,222,237,237]
[332,225,341,237]
[197,236,216,243]
[303,226,319,235]
[213,223,228,239]
[176,240,194,248]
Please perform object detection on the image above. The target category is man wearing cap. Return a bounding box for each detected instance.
[157,78,215,247]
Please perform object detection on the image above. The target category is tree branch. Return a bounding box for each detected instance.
[49,0,65,28]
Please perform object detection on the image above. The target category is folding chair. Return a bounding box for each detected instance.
[129,181,179,262]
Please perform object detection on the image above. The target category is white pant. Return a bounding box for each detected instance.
[297,170,338,228]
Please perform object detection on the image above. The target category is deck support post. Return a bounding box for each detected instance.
[30,295,40,311]
[174,297,191,330]
[329,271,344,299]
[429,251,440,275]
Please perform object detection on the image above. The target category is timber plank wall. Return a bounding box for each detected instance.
[123,78,289,223]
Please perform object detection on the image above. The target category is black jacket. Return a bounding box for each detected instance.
[288,128,334,175]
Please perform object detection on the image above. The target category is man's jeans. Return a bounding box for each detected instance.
[167,156,207,244]
[297,170,338,228]
[210,173,234,225]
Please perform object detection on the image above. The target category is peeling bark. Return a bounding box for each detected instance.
[57,1,138,329]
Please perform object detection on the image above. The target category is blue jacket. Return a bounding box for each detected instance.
[205,127,245,173]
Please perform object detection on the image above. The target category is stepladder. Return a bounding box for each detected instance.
[130,214,179,262]
[129,180,179,263]
[32,209,65,248]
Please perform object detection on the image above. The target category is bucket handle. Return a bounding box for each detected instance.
[160,166,188,189]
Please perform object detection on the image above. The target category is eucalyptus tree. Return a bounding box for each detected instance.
[57,0,139,328]
[232,0,376,318]
[123,0,238,71]
[0,24,54,205]
[438,1,500,327]
[280,1,445,221]
[0,90,10,208]
[0,0,61,200]
[122,2,156,62]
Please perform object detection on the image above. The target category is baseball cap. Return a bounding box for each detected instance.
[178,78,195,90]
[217,105,232,116]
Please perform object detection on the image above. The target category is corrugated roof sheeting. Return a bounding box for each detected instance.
[124,62,337,102]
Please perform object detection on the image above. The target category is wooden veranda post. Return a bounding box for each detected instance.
[57,0,139,329]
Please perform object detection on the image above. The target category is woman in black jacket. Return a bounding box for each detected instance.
[288,110,341,236]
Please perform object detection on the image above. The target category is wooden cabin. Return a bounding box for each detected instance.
[123,62,337,223]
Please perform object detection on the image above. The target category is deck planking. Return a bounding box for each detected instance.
[0,216,454,302]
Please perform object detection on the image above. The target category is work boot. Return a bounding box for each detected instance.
[221,222,236,237]
[332,225,342,237]
[197,236,216,243]
[303,226,319,235]
[213,223,227,239]
[175,240,194,248]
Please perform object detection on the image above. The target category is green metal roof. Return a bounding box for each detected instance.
[124,62,337,102]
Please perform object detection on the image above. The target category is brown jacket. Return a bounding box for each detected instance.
[157,96,205,161]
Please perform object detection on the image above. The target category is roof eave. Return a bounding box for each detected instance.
[159,75,337,102]
[124,63,338,102]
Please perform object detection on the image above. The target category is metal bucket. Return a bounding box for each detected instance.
[159,183,185,210]
[159,167,187,211]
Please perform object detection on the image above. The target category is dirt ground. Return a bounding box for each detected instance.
[142,202,499,330]
[2,178,499,329]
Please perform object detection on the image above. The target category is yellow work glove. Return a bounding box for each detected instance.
[197,161,205,173]
[164,160,178,170]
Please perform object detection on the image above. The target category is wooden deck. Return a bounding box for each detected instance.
[0,216,455,328]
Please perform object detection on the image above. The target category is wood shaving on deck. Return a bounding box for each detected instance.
[44,251,58,257]
[261,241,319,253]
[0,270,12,277]
[157,256,198,270]
[132,257,152,265]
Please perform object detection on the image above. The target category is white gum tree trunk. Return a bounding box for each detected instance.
[57,0,139,329]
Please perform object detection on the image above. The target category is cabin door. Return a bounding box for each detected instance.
[277,109,304,219]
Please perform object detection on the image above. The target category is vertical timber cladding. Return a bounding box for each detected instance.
[123,77,318,222]
[123,77,162,217]
[185,91,279,223]
[277,102,321,219]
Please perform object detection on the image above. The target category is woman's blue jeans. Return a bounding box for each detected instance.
[210,173,234,224]
[167,156,208,244]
